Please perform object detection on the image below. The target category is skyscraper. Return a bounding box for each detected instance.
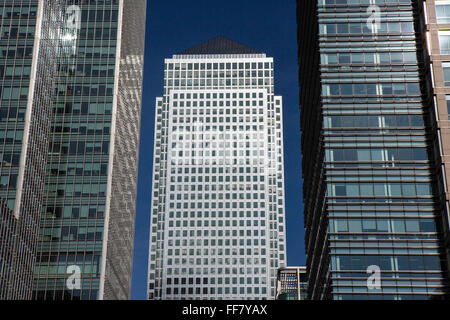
[423,0,450,279]
[0,0,65,300]
[0,0,146,300]
[297,0,450,299]
[147,37,286,300]
[32,0,146,300]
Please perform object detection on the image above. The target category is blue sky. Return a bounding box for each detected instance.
[131,0,305,300]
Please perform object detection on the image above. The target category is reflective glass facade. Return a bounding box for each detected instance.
[30,0,146,300]
[0,0,64,300]
[298,0,450,299]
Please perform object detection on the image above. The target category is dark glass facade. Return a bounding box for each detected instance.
[32,0,146,300]
[0,0,64,300]
[298,0,450,299]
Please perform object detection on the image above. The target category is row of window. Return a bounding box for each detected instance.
[76,27,117,40]
[171,125,268,133]
[168,160,275,168]
[0,107,26,121]
[164,266,269,276]
[166,277,265,285]
[323,82,420,97]
[167,258,268,269]
[166,79,272,87]
[45,205,105,220]
[36,263,99,275]
[34,289,98,301]
[53,102,113,115]
[50,183,107,197]
[166,239,270,247]
[168,211,266,218]
[334,294,441,300]
[51,123,110,135]
[0,6,38,18]
[320,22,414,35]
[0,129,23,143]
[168,184,266,192]
[0,26,36,39]
[330,217,436,233]
[77,8,119,23]
[322,51,417,66]
[173,92,265,100]
[55,84,114,96]
[321,0,410,5]
[50,141,109,155]
[332,255,442,271]
[328,182,433,197]
[171,151,266,158]
[40,226,103,242]
[0,65,31,78]
[72,45,116,58]
[330,234,438,240]
[165,286,267,296]
[0,45,33,58]
[171,111,266,119]
[166,70,272,78]
[172,101,265,108]
[166,62,272,71]
[324,114,424,128]
[325,147,428,162]
[169,167,265,174]
[168,231,265,239]
[169,193,265,201]
[49,163,108,177]
[167,219,266,227]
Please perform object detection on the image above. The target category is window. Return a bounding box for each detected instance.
[436,1,450,24]
[439,31,450,54]
[446,96,450,121]
[443,62,450,86]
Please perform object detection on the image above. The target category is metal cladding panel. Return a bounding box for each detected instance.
[102,0,146,300]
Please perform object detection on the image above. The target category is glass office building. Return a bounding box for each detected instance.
[276,266,308,300]
[147,37,286,300]
[0,0,65,300]
[297,0,450,299]
[31,0,146,300]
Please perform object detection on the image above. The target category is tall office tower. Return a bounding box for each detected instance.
[0,0,65,300]
[297,0,450,299]
[276,266,308,300]
[33,0,146,300]
[148,37,286,300]
[423,0,450,281]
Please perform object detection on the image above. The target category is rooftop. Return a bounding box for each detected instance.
[177,36,262,55]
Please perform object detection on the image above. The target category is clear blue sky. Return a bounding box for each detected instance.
[131,0,305,300]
